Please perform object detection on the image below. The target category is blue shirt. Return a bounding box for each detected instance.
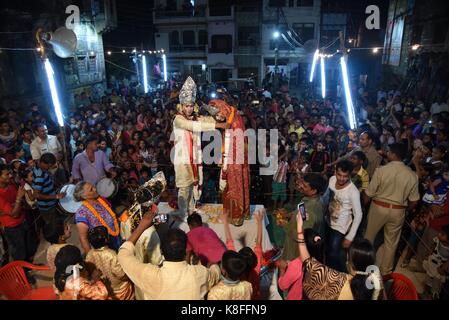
[32,167,57,211]
[21,142,31,161]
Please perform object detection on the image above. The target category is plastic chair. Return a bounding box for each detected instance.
[383,273,419,300]
[0,261,57,300]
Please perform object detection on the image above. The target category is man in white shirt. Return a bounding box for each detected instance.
[30,124,62,161]
[326,160,363,272]
[118,210,220,300]
[30,124,67,186]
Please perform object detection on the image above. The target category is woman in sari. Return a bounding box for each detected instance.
[74,181,122,253]
[206,98,251,226]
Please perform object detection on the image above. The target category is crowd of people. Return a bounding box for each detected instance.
[0,76,449,300]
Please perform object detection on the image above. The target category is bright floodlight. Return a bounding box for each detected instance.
[162,54,168,82]
[211,92,217,98]
[309,49,319,82]
[372,48,379,54]
[320,56,326,99]
[44,59,64,127]
[412,44,420,51]
[340,57,357,130]
[273,31,280,38]
[142,55,149,94]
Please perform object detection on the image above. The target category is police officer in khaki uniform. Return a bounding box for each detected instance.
[363,143,420,275]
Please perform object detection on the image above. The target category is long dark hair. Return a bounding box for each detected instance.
[53,245,87,293]
[304,228,325,263]
[348,239,381,300]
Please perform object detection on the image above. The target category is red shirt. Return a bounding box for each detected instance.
[187,226,227,265]
[0,184,25,228]
[278,258,304,300]
[430,194,449,232]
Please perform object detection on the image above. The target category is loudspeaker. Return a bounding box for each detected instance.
[47,27,77,58]
[304,39,318,54]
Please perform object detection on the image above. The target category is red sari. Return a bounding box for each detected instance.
[209,99,250,226]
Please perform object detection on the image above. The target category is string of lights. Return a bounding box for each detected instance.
[105,48,165,55]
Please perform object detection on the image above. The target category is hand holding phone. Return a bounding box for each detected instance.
[297,202,307,221]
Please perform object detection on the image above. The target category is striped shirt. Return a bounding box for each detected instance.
[32,167,57,211]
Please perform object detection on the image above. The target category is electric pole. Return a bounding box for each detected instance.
[339,31,346,60]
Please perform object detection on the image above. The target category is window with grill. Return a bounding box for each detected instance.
[238,26,260,46]
[170,30,180,45]
[211,35,233,53]
[199,30,208,45]
[209,0,232,16]
[183,30,195,45]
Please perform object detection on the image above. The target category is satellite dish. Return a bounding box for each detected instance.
[304,39,318,54]
[46,27,77,58]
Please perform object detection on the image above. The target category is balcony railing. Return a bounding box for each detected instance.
[169,45,207,52]
[153,6,206,19]
[237,39,261,47]
[208,47,233,54]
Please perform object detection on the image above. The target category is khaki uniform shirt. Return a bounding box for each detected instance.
[172,115,216,188]
[118,241,220,300]
[365,161,420,206]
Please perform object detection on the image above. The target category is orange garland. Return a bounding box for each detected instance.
[83,198,120,237]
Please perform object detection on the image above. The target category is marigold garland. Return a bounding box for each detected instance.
[83,198,119,237]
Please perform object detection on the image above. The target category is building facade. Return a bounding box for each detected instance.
[383,0,449,100]
[153,0,238,85]
[0,0,116,114]
[261,0,322,90]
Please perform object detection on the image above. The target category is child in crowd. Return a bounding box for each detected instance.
[139,167,151,186]
[43,219,71,273]
[272,151,288,209]
[221,210,265,300]
[309,140,330,175]
[11,159,24,186]
[350,151,369,192]
[401,206,431,268]
[422,225,449,299]
[54,245,108,300]
[287,152,309,203]
[324,132,338,163]
[74,140,85,157]
[202,170,218,203]
[422,164,449,206]
[85,226,135,300]
[207,250,253,300]
[20,168,41,235]
[428,145,447,176]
